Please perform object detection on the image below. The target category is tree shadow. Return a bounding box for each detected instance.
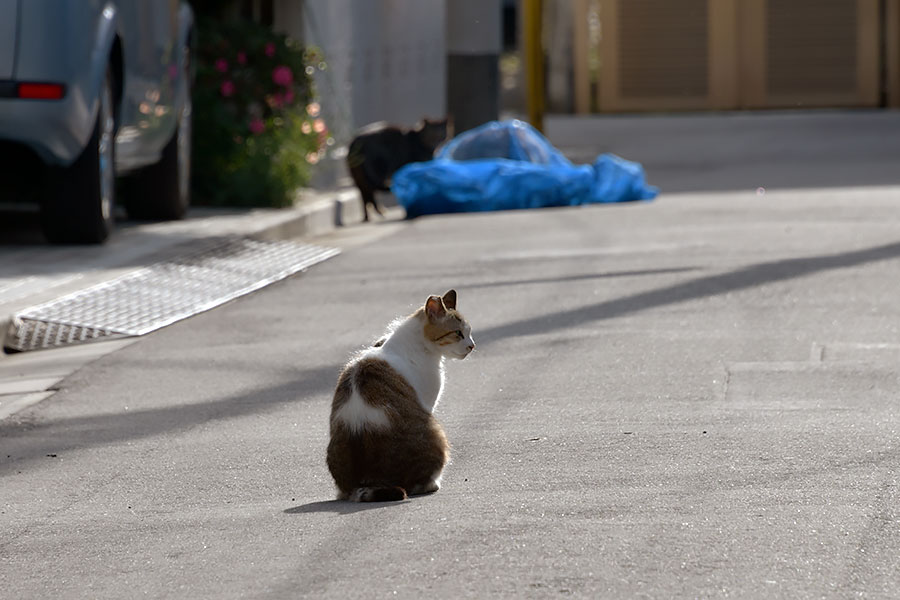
[0,363,339,476]
[466,267,699,289]
[0,210,263,279]
[284,499,408,515]
[478,239,900,343]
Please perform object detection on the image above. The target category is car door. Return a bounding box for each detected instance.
[115,0,180,172]
[0,0,16,81]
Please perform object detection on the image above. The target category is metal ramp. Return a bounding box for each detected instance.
[4,237,339,353]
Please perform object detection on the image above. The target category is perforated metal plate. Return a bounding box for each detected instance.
[5,237,339,352]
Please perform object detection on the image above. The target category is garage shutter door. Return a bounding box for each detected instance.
[741,0,880,108]
[598,0,734,111]
[618,0,708,99]
[594,0,880,111]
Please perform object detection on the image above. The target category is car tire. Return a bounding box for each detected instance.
[124,53,191,221]
[41,68,117,244]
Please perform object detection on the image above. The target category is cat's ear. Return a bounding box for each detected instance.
[425,295,447,320]
[442,289,457,310]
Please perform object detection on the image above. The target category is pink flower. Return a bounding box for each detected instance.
[264,43,276,58]
[283,89,294,104]
[220,80,235,97]
[268,93,285,109]
[237,52,247,65]
[272,66,293,87]
[249,118,265,135]
[215,58,228,73]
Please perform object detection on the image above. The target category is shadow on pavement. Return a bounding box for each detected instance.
[467,267,700,289]
[284,499,407,515]
[0,206,258,285]
[0,207,45,245]
[0,363,339,475]
[479,239,900,344]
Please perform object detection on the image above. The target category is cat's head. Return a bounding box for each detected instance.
[422,289,475,359]
[416,117,452,151]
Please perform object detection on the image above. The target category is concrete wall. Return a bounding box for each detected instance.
[273,0,446,187]
[275,0,446,144]
[446,0,501,133]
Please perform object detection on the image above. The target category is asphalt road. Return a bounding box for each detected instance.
[2,183,900,598]
[545,110,900,194]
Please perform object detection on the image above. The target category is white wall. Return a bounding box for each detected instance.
[276,0,447,146]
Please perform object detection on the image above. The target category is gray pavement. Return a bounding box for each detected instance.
[2,110,900,598]
[0,188,367,419]
[0,187,365,332]
[544,109,900,193]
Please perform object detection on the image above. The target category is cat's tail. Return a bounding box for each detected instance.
[349,486,408,502]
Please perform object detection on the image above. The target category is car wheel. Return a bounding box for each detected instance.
[125,53,192,221]
[41,68,116,244]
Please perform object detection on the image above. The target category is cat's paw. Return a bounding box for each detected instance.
[409,480,440,496]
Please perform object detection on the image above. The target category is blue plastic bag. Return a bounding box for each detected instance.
[437,119,572,167]
[392,120,658,219]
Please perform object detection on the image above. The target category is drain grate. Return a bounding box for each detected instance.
[4,237,339,352]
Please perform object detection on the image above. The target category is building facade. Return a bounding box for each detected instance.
[569,0,900,112]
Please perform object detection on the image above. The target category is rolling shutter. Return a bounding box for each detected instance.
[740,0,880,108]
[599,0,725,111]
[594,0,880,111]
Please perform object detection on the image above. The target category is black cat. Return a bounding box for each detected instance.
[346,118,450,221]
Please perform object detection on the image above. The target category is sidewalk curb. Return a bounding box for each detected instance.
[250,188,365,242]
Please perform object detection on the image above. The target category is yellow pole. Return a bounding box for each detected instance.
[572,0,590,114]
[523,0,544,132]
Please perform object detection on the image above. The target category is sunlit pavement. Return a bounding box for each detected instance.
[2,111,900,597]
[2,179,900,597]
[0,189,364,419]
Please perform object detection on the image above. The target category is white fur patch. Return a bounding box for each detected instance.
[333,389,390,433]
[361,316,445,414]
[410,470,443,495]
[380,350,444,414]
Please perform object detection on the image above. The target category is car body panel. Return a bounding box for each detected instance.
[114,1,192,172]
[0,0,193,172]
[0,2,116,165]
[0,0,16,79]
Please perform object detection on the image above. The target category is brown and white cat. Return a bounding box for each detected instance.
[346,118,451,221]
[327,289,475,502]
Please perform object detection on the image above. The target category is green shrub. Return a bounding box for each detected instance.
[192,19,329,207]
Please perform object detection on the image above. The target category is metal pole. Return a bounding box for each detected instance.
[523,0,544,132]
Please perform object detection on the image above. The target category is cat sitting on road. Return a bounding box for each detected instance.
[327,289,475,502]
[346,118,450,221]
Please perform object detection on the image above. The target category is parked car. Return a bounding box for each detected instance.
[0,0,194,243]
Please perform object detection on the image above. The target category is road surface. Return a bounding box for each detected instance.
[3,184,900,598]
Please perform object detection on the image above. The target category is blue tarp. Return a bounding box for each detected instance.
[391,120,658,219]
